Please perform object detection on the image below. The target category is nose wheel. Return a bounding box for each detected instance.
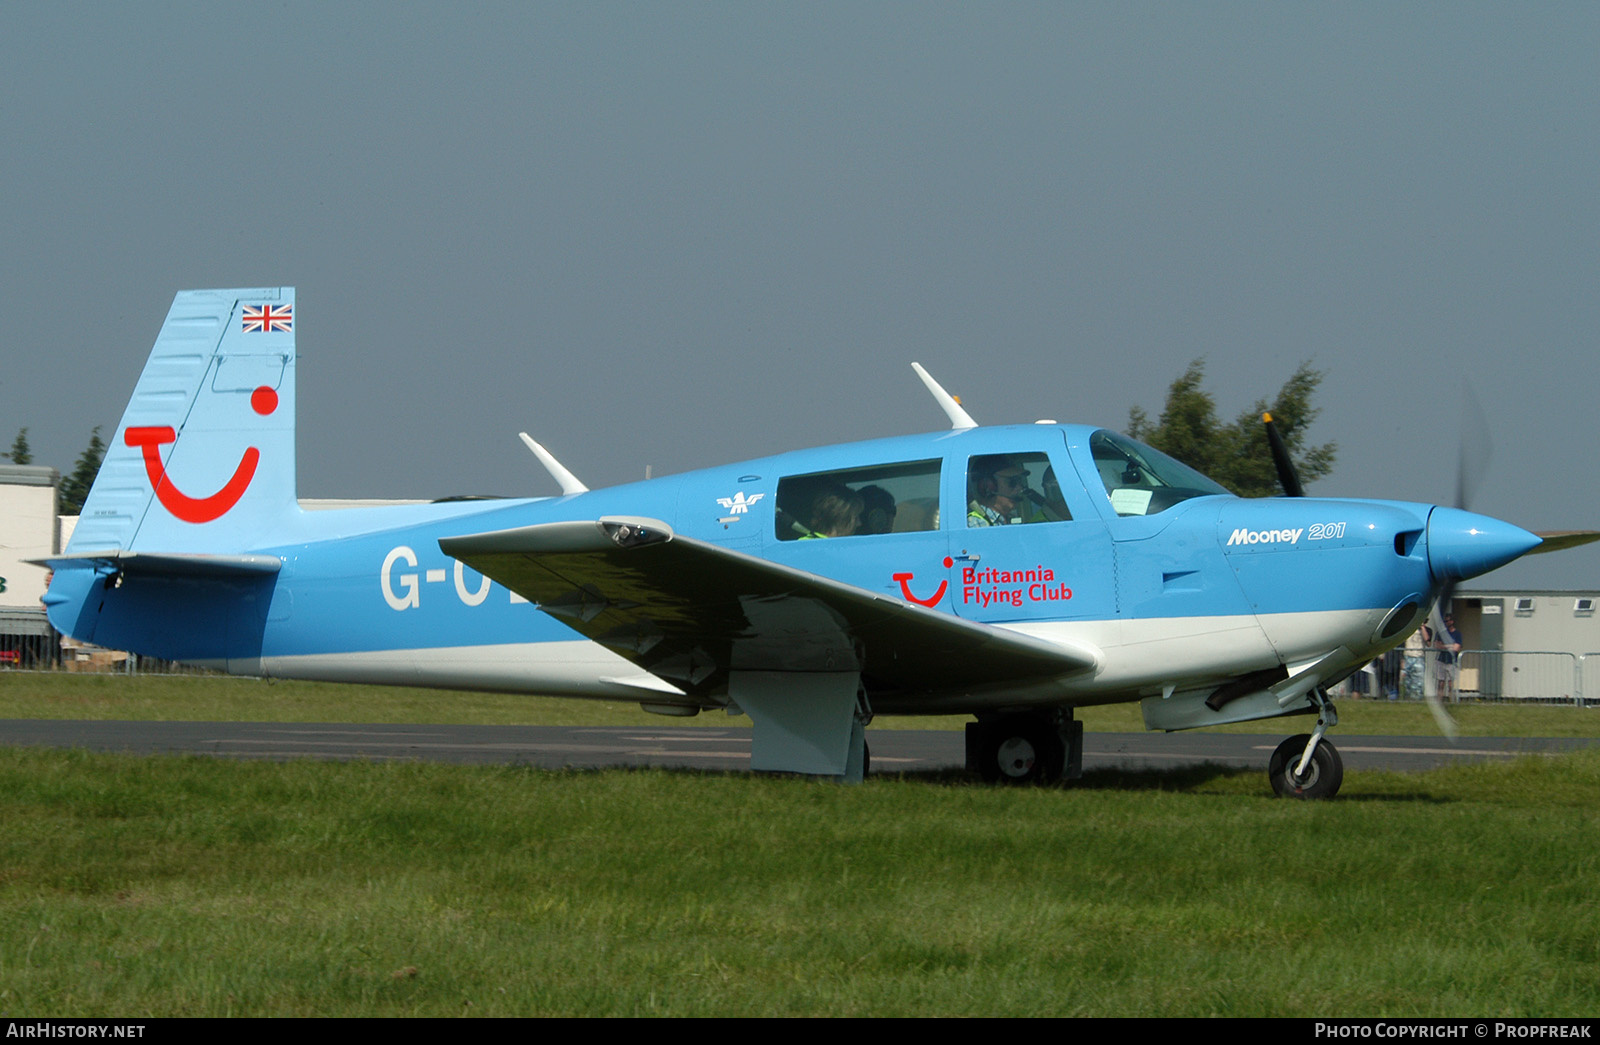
[1267,690,1344,799]
[1267,734,1344,799]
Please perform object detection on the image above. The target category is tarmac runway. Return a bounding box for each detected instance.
[2,719,1596,776]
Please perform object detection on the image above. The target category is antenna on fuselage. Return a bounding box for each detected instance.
[911,362,979,429]
[518,433,589,495]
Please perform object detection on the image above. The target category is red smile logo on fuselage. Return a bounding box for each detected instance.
[124,385,278,524]
[893,556,953,607]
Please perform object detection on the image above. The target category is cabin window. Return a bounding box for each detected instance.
[964,452,1073,527]
[775,459,941,540]
[1089,430,1231,516]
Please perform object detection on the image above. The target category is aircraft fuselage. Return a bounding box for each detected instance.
[52,424,1491,720]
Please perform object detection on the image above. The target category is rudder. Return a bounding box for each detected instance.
[69,288,299,555]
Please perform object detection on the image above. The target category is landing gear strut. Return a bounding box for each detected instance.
[967,710,1083,785]
[1268,689,1344,799]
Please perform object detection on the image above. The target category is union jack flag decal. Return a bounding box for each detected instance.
[242,304,293,333]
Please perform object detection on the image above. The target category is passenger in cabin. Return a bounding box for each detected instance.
[967,455,1033,527]
[798,483,865,539]
[856,485,898,535]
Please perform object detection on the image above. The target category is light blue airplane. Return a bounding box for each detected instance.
[39,288,1582,796]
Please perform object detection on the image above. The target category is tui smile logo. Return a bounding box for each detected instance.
[124,385,278,523]
[893,557,953,607]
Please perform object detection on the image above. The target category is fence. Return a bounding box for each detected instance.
[1335,649,1597,707]
[0,624,216,677]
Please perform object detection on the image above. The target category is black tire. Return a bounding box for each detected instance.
[1268,734,1344,799]
[978,719,1066,785]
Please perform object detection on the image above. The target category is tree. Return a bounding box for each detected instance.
[1,427,30,465]
[58,426,107,515]
[1127,359,1336,497]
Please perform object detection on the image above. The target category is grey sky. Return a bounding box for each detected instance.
[3,3,1596,588]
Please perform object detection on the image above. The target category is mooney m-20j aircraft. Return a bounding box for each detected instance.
[41,288,1585,796]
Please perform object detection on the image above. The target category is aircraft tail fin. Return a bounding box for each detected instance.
[69,288,299,555]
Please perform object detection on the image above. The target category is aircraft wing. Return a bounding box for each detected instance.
[440,516,1100,698]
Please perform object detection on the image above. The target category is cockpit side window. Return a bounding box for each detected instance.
[774,459,941,541]
[1089,430,1232,516]
[965,452,1072,528]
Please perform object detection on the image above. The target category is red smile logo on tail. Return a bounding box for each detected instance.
[124,385,278,523]
[893,557,952,607]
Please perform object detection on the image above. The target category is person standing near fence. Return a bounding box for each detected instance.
[1435,614,1463,702]
[1403,623,1427,701]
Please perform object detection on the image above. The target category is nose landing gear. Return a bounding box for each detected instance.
[1268,690,1344,799]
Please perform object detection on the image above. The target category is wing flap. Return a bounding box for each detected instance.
[440,517,1100,697]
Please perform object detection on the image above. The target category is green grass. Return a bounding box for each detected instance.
[3,673,1597,1015]
[0,673,672,727]
[4,671,1599,738]
[1,746,1597,1016]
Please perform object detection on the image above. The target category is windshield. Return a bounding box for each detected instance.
[1089,430,1232,516]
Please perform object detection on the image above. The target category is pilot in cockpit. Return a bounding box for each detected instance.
[967,455,1032,527]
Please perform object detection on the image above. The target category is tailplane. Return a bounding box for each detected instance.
[68,288,299,555]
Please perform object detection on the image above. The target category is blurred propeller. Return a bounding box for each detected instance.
[1454,382,1492,513]
[1419,628,1461,740]
[1528,531,1600,553]
[1261,411,1304,497]
[1422,382,1497,740]
[1448,384,1600,556]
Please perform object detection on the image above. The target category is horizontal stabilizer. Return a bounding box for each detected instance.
[440,516,1100,698]
[34,550,283,577]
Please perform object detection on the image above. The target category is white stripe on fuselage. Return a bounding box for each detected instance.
[248,641,687,701]
[1004,606,1387,700]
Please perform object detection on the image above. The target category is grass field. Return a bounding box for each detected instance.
[2,672,1598,1016]
[1,745,1597,1016]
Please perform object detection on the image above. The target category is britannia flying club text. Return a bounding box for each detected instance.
[962,565,1071,609]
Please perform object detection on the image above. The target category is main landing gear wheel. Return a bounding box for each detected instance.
[976,718,1066,785]
[1268,734,1344,800]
